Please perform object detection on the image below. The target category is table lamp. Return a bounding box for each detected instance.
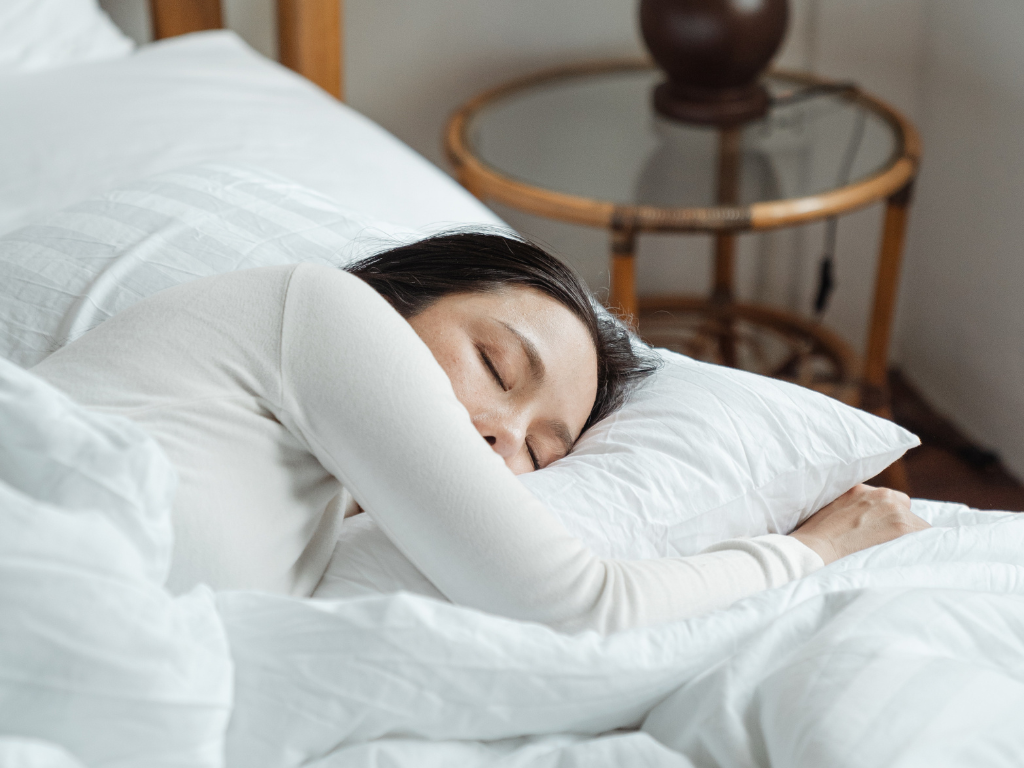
[640,0,790,125]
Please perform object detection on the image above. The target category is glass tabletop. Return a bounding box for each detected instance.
[466,67,899,210]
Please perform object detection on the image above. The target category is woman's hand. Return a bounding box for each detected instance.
[790,484,930,565]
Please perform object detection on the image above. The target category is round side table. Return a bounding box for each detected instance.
[445,61,920,488]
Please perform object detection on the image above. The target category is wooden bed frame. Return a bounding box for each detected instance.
[148,0,344,100]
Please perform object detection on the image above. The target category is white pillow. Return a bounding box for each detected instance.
[0,356,232,766]
[519,350,920,558]
[0,29,502,237]
[0,163,423,367]
[0,0,133,74]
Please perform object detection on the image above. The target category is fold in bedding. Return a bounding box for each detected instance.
[221,507,1024,768]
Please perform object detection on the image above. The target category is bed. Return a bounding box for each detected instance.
[2,2,1024,767]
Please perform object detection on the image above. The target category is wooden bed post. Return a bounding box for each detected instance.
[149,0,222,39]
[278,0,344,100]
[149,0,344,101]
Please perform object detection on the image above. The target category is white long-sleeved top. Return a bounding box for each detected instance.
[33,264,822,633]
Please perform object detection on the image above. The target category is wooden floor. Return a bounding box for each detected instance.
[882,370,1024,511]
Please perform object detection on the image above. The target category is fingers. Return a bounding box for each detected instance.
[791,481,926,564]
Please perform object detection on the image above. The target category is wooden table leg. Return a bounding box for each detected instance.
[712,231,739,367]
[609,225,638,326]
[713,126,742,366]
[713,127,742,301]
[864,181,914,392]
[863,181,916,493]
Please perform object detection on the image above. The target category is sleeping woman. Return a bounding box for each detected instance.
[32,232,929,633]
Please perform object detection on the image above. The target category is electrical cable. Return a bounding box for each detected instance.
[769,82,867,317]
[814,103,867,315]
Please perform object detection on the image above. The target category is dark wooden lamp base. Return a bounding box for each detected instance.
[652,80,770,126]
[640,0,789,127]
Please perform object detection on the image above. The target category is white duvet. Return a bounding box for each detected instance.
[3,356,1023,768]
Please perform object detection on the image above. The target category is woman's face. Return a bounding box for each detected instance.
[408,287,599,475]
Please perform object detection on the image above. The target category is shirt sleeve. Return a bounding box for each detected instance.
[275,263,824,634]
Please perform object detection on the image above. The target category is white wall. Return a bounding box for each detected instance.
[99,0,1024,479]
[346,0,926,357]
[97,0,919,338]
[348,0,649,303]
[895,1,1024,479]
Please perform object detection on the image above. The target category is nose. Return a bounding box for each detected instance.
[475,416,524,462]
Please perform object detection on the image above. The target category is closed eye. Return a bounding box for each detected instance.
[526,440,541,471]
[479,347,507,391]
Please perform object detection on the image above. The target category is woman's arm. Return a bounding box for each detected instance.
[276,263,823,633]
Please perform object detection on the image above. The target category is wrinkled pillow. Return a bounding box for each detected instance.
[519,350,919,558]
[0,0,133,74]
[0,164,420,367]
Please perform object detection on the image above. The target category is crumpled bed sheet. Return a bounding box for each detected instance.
[3,356,1023,768]
[223,511,1024,768]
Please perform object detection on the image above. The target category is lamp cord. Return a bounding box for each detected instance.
[770,82,867,317]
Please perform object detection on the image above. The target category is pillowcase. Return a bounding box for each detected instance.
[518,350,919,558]
[0,0,133,74]
[0,163,423,367]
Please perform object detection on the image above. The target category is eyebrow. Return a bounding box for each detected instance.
[499,321,576,460]
[500,321,545,383]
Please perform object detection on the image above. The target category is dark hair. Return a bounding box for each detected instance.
[346,231,660,434]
